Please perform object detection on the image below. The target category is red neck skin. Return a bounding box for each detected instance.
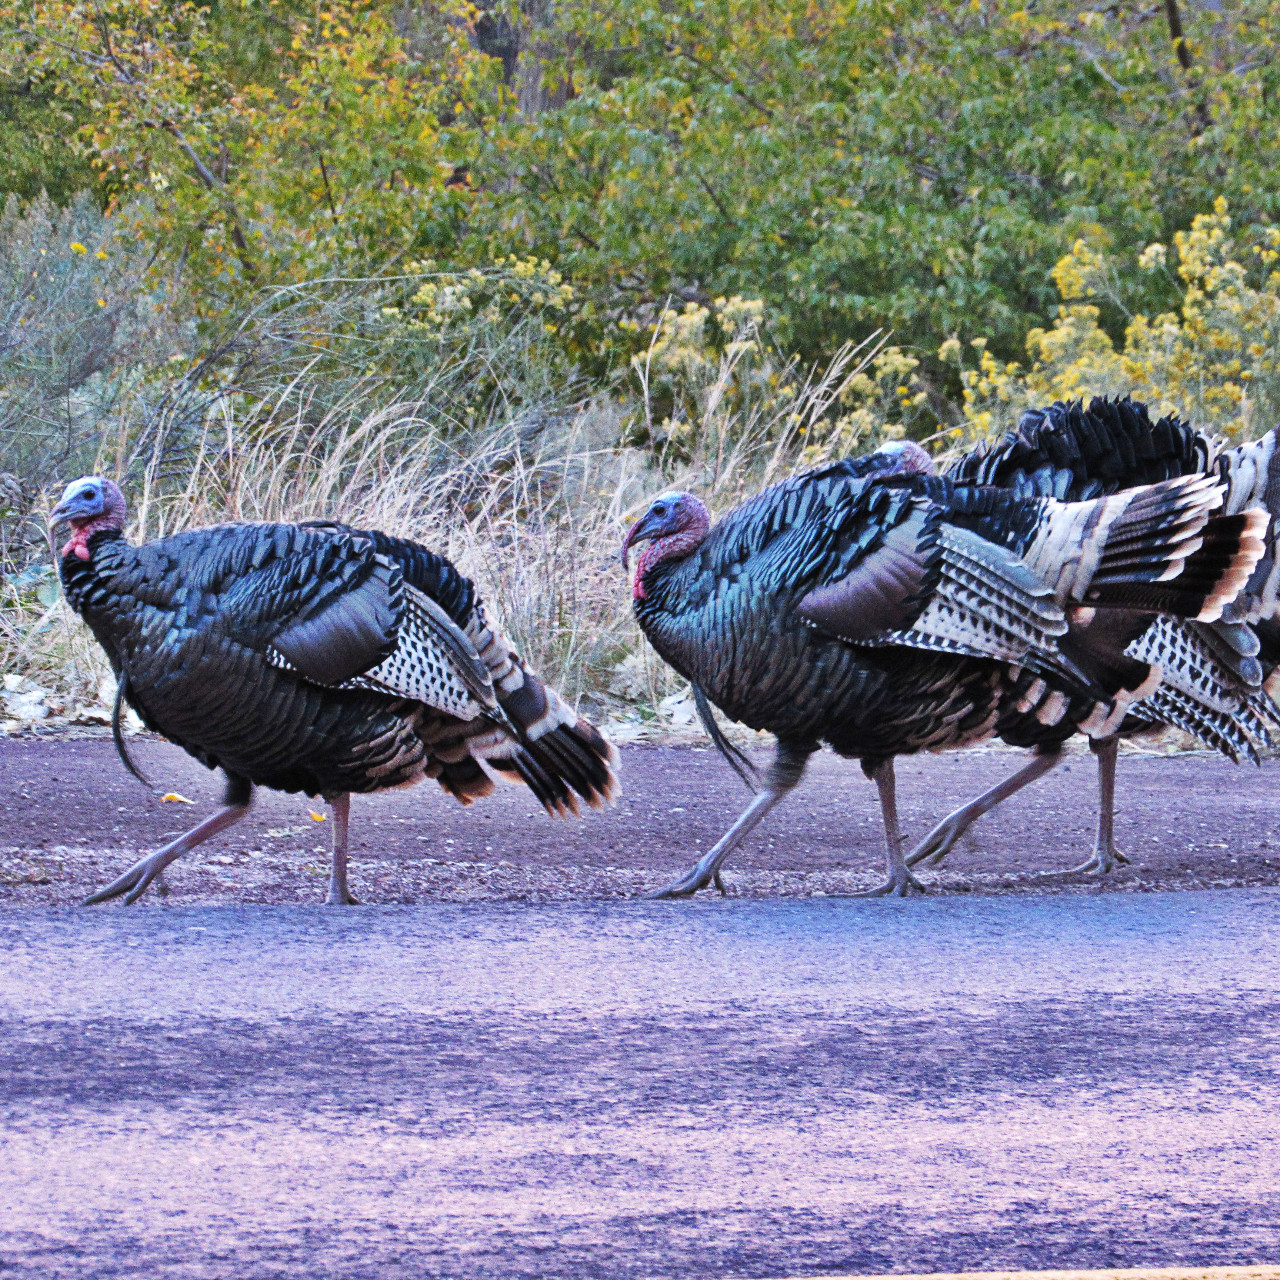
[62,501,126,561]
[633,521,709,600]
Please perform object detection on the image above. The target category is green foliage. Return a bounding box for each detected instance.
[947,199,1280,440]
[472,0,1280,376]
[1,0,499,317]
[0,78,98,205]
[0,191,179,488]
[5,0,1280,450]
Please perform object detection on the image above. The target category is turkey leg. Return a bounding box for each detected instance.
[1065,734,1130,875]
[855,759,926,897]
[84,775,254,906]
[644,742,812,899]
[326,793,359,905]
[904,745,1065,869]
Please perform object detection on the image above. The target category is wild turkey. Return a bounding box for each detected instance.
[902,397,1280,874]
[49,475,619,905]
[622,446,1266,897]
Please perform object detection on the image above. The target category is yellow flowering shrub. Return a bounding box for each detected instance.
[384,256,574,335]
[946,201,1280,442]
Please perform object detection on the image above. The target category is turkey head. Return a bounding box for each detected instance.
[50,476,127,561]
[621,491,711,599]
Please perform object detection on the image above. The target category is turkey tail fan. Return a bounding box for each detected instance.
[947,397,1212,499]
[461,610,619,812]
[1032,474,1267,621]
[484,663,620,814]
[1215,428,1280,623]
[1087,508,1269,621]
[505,747,576,816]
[692,680,759,793]
[523,721,619,813]
[112,672,153,792]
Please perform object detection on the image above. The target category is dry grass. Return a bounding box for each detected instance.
[2,329,877,728]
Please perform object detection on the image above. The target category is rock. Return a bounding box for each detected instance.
[1,676,51,722]
[658,690,696,726]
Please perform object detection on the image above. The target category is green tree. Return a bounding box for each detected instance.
[470,0,1280,374]
[2,0,501,316]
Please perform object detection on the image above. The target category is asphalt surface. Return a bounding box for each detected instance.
[4,892,1280,1279]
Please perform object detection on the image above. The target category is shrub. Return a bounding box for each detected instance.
[943,200,1280,444]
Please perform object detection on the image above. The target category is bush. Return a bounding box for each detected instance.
[0,191,179,489]
[944,200,1280,443]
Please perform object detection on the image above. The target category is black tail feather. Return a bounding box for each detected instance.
[692,681,759,793]
[112,673,152,792]
[510,749,570,814]
[1089,510,1267,620]
[531,724,612,802]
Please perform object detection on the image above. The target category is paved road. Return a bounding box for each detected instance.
[3,893,1280,1278]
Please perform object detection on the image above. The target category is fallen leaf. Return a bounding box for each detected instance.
[160,793,195,804]
[309,810,326,822]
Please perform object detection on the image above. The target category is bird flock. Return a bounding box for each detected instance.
[45,396,1280,904]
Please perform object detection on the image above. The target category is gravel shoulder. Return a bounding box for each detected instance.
[3,736,1279,905]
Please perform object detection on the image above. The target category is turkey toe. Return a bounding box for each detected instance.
[1066,844,1130,876]
[83,857,153,906]
[644,859,720,899]
[853,868,928,898]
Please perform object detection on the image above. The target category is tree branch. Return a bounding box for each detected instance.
[667,44,774,119]
[693,168,733,224]
[1164,0,1193,71]
[158,120,220,190]
[317,154,340,226]
[149,120,258,283]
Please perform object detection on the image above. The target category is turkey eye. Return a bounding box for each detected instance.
[81,489,95,500]
[653,504,667,516]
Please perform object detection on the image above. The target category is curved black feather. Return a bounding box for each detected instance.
[692,681,759,793]
[112,671,152,792]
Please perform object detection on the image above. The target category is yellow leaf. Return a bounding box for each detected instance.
[160,793,195,804]
[70,242,87,254]
[309,810,326,822]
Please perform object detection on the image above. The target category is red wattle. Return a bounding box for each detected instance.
[63,527,92,561]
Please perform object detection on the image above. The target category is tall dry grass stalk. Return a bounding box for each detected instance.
[3,331,878,725]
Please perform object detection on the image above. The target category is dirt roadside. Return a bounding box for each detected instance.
[3,735,1279,905]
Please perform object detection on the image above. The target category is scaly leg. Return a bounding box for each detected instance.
[326,793,360,905]
[645,741,813,899]
[905,746,1064,868]
[855,758,925,897]
[84,774,254,906]
[1066,734,1131,875]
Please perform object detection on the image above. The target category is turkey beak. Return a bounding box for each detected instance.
[48,497,74,527]
[621,515,655,570]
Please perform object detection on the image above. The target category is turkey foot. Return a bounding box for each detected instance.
[1066,842,1131,876]
[851,759,928,898]
[905,747,1064,868]
[644,741,811,900]
[854,864,927,897]
[84,792,252,906]
[645,789,782,899]
[1064,734,1127,876]
[645,855,729,900]
[325,793,360,905]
